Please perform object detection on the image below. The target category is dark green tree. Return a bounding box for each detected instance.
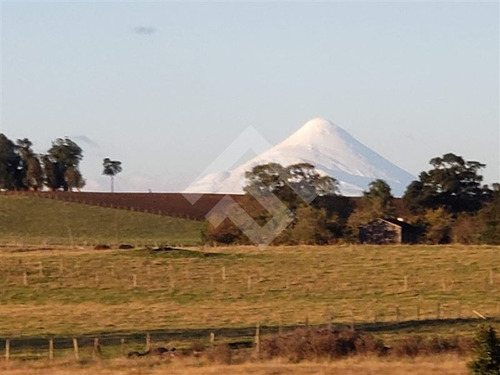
[0,134,22,190]
[403,153,491,214]
[102,158,122,192]
[25,157,44,191]
[42,154,64,191]
[244,162,338,210]
[205,163,339,245]
[468,325,500,375]
[363,179,396,218]
[44,138,84,191]
[16,138,43,190]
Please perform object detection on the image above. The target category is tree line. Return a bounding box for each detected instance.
[0,134,85,192]
[203,153,500,245]
[0,133,122,192]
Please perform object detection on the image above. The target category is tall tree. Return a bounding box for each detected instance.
[0,134,22,190]
[16,138,43,190]
[45,138,84,191]
[102,158,122,193]
[403,153,491,214]
[42,154,64,191]
[25,157,44,191]
[363,179,396,218]
[244,162,338,209]
[345,179,396,242]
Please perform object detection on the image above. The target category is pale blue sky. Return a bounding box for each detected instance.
[1,1,498,192]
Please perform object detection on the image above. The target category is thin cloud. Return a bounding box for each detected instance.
[71,135,100,149]
[134,26,157,35]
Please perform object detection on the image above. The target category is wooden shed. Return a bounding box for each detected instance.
[359,218,418,245]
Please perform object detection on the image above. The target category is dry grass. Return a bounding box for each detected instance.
[0,356,468,375]
[0,244,499,339]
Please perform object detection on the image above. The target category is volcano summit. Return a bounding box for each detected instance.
[186,118,415,196]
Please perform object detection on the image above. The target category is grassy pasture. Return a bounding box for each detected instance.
[0,244,498,341]
[0,195,202,246]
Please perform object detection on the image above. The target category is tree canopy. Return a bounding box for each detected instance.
[0,133,84,192]
[403,153,491,214]
[244,162,338,209]
[102,158,123,192]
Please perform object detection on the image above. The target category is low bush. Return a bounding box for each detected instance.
[260,328,386,362]
[260,328,471,362]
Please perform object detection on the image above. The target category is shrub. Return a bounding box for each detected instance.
[260,328,386,362]
[468,326,500,375]
[391,335,425,357]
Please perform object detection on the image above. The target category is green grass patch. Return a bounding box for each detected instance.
[0,195,202,246]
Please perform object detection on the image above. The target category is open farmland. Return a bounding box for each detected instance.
[0,245,498,341]
[0,191,246,221]
[1,195,499,373]
[0,195,202,246]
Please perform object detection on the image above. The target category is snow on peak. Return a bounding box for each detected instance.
[184,118,415,197]
[282,117,339,146]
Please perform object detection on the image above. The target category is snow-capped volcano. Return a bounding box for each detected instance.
[185,118,415,196]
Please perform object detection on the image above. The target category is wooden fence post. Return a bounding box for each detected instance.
[210,332,215,345]
[5,339,10,361]
[247,275,252,291]
[132,274,137,288]
[23,271,28,286]
[49,338,54,360]
[72,338,79,360]
[254,324,260,355]
[222,266,226,281]
[403,276,408,292]
[38,261,44,277]
[146,332,151,351]
[489,269,494,285]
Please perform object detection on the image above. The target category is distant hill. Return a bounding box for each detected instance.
[6,191,244,221]
[0,195,202,246]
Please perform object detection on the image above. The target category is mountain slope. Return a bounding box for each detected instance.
[186,118,415,196]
